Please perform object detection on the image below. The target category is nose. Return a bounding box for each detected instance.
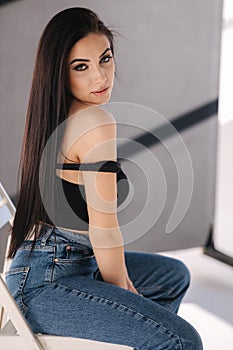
[93,65,107,85]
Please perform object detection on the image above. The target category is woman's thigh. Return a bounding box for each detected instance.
[25,273,202,350]
[95,251,191,313]
[124,251,191,313]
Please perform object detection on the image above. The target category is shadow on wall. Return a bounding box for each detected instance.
[0,0,22,6]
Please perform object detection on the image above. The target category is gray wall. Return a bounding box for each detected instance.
[0,0,223,252]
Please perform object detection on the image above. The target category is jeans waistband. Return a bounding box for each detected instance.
[28,223,92,248]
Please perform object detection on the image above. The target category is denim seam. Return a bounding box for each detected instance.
[137,289,175,310]
[46,247,56,283]
[17,246,55,252]
[18,295,28,314]
[54,256,95,264]
[45,262,55,283]
[94,269,101,280]
[138,285,174,293]
[10,267,30,314]
[55,283,183,349]
[5,266,30,276]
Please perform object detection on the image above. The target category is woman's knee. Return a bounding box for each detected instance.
[168,257,191,289]
[178,320,203,349]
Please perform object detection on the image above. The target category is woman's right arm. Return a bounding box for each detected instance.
[70,108,138,292]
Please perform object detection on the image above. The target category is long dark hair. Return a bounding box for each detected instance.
[8,7,115,258]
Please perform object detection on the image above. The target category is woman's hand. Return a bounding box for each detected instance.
[126,276,139,295]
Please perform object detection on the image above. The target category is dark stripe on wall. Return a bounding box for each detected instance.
[119,98,218,158]
[0,0,20,6]
[172,99,218,132]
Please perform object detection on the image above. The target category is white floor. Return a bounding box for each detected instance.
[161,248,233,350]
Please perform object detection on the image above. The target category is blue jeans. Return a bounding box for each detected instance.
[6,224,203,349]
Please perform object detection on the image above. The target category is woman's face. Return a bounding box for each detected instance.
[68,33,115,109]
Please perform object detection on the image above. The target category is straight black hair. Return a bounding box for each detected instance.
[8,7,115,258]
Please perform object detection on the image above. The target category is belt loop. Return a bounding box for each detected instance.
[41,225,54,245]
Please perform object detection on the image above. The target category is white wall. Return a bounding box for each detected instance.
[214,0,233,256]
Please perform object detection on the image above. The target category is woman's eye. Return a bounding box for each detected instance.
[100,55,113,64]
[74,64,87,71]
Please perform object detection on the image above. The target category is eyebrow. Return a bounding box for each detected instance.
[69,47,112,65]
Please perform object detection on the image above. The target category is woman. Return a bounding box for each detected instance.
[6,7,203,349]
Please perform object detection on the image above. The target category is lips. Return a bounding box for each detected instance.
[92,86,109,96]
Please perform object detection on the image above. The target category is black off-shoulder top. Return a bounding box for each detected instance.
[53,160,129,231]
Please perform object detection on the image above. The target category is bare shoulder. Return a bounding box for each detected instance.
[67,105,116,133]
[62,106,117,162]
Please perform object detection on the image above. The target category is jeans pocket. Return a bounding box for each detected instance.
[52,243,96,282]
[5,266,30,313]
[57,243,94,263]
